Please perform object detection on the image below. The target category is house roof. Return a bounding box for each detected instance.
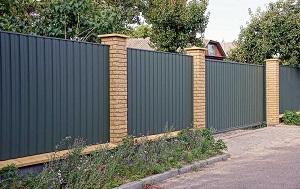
[126,37,153,51]
[220,41,236,55]
[205,40,226,57]
[126,38,236,56]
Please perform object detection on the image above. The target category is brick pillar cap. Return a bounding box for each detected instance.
[184,47,207,51]
[265,59,279,62]
[98,33,130,39]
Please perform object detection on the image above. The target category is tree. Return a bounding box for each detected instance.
[0,0,127,43]
[227,0,300,67]
[105,0,147,26]
[130,23,152,38]
[143,0,209,53]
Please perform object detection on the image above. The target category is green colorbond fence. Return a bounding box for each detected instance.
[0,31,110,160]
[206,59,266,132]
[127,48,193,136]
[279,66,300,113]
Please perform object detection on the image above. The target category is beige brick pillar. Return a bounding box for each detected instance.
[98,34,129,143]
[184,47,206,128]
[265,59,279,126]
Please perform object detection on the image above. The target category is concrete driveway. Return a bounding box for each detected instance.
[159,126,300,189]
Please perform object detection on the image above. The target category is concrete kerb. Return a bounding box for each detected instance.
[114,153,230,189]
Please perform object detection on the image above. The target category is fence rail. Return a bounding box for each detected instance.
[127,48,193,136]
[0,31,110,160]
[279,66,300,113]
[206,60,266,132]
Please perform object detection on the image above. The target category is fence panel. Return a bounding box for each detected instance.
[128,48,193,136]
[0,31,109,160]
[279,66,300,113]
[206,60,265,132]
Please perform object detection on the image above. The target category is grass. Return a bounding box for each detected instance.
[0,128,227,189]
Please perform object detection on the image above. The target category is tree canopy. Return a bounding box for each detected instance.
[144,0,209,53]
[227,0,300,67]
[0,0,130,42]
[0,0,210,52]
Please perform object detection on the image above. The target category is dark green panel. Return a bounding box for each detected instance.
[0,31,109,160]
[206,59,265,133]
[279,66,300,113]
[127,48,193,136]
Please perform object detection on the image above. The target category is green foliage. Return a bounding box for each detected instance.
[1,128,227,189]
[0,0,39,34]
[130,23,152,38]
[227,0,300,67]
[105,0,147,26]
[282,110,300,125]
[0,0,126,43]
[144,0,209,53]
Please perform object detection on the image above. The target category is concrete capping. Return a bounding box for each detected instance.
[97,33,130,38]
[184,47,207,51]
[265,59,280,62]
[114,153,230,189]
[279,111,300,118]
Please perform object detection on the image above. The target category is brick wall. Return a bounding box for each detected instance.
[185,47,206,128]
[98,34,129,143]
[265,59,279,125]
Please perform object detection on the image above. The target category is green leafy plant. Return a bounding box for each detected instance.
[282,110,300,126]
[0,164,35,188]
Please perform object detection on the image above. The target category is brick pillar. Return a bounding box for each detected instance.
[98,34,129,143]
[184,47,206,128]
[265,59,279,126]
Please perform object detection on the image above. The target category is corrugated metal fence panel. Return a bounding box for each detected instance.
[0,31,109,160]
[279,66,300,113]
[128,48,193,136]
[206,59,265,133]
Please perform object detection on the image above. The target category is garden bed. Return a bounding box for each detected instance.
[0,128,227,189]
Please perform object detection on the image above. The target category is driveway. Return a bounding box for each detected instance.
[158,126,300,189]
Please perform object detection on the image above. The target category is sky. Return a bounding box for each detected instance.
[204,0,277,42]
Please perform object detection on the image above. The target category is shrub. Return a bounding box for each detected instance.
[282,111,300,126]
[0,128,227,189]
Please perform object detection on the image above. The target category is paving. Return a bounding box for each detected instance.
[158,125,300,189]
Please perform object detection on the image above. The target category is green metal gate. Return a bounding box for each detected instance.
[206,59,266,132]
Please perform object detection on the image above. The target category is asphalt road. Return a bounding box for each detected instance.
[158,126,300,189]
